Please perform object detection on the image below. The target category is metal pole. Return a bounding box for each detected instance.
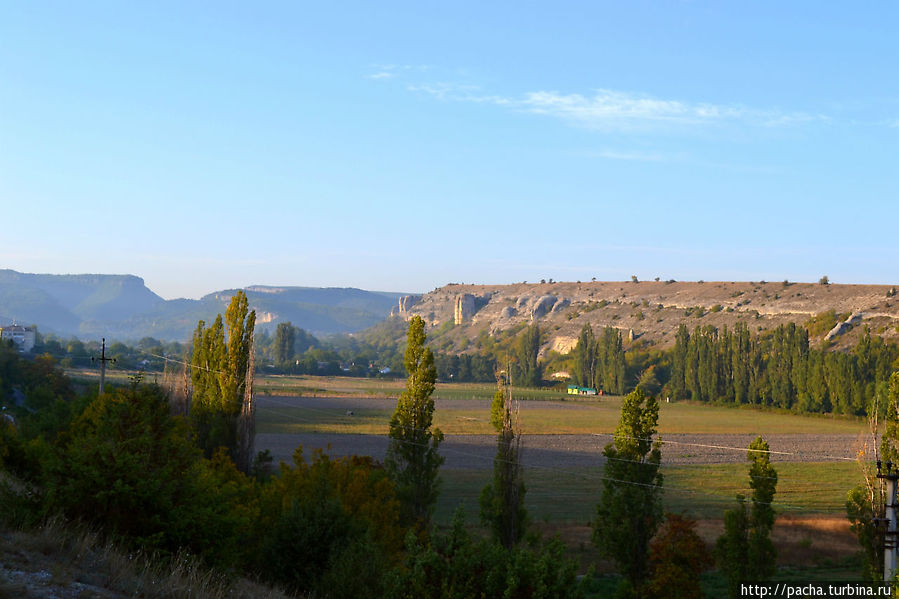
[877,460,899,582]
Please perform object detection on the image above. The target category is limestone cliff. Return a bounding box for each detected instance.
[392,294,422,318]
[398,280,899,355]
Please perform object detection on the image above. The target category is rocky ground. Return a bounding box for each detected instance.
[0,520,288,599]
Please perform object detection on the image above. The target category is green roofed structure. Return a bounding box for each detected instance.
[567,385,597,396]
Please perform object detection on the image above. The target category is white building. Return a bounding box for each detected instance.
[0,325,36,353]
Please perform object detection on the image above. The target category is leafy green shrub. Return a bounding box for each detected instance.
[387,509,580,599]
[0,419,41,479]
[45,385,198,539]
[257,448,404,597]
[261,492,362,593]
[42,383,252,566]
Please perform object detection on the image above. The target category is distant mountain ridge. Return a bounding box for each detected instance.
[0,270,406,341]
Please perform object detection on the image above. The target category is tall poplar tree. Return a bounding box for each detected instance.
[515,324,542,387]
[716,436,778,598]
[574,324,597,389]
[597,327,626,395]
[274,322,296,365]
[479,378,527,548]
[385,316,444,529]
[190,290,256,465]
[671,324,690,400]
[593,387,663,598]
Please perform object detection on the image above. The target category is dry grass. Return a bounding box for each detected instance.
[0,518,291,599]
[693,515,857,566]
[536,515,858,576]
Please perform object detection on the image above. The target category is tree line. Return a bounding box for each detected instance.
[666,322,897,415]
[565,321,899,417]
[571,324,627,394]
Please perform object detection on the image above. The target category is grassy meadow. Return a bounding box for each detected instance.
[253,374,866,436]
[435,462,863,524]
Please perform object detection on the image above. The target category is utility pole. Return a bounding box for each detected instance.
[876,460,899,582]
[92,338,115,395]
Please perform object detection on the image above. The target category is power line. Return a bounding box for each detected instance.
[258,396,860,463]
[591,432,857,463]
[255,396,855,482]
[257,403,834,512]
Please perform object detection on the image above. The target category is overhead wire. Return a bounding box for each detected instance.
[256,395,854,483]
[257,400,843,513]
[257,394,863,462]
[591,432,858,463]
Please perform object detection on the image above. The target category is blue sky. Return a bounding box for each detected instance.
[1,2,897,299]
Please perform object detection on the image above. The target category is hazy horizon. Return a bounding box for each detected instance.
[3,267,896,304]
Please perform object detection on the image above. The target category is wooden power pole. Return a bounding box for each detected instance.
[92,338,115,395]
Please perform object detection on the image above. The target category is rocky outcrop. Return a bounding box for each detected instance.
[453,293,493,324]
[825,311,865,341]
[551,336,578,354]
[256,311,277,324]
[393,295,421,318]
[454,294,476,325]
[551,298,570,313]
[532,295,557,319]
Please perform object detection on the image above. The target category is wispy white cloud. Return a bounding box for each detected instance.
[398,78,824,131]
[512,89,825,131]
[519,89,727,127]
[368,63,833,132]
